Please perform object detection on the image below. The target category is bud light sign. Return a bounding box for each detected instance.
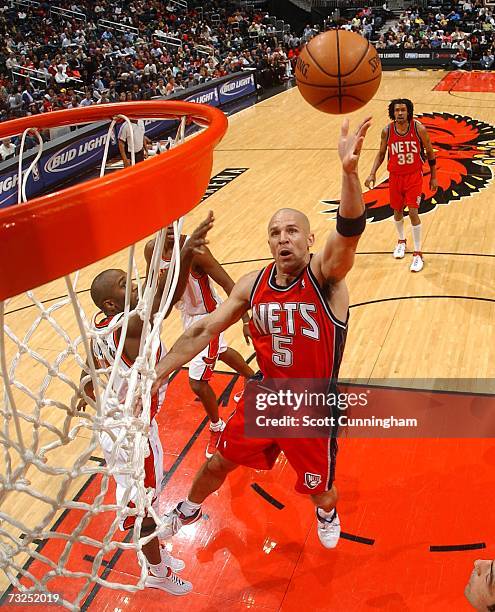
[218,74,255,104]
[185,87,219,106]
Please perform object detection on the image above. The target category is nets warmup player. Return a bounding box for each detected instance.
[151,117,371,549]
[78,213,213,596]
[365,98,437,272]
[144,230,254,458]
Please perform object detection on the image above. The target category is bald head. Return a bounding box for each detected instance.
[268,208,311,234]
[90,269,123,311]
[267,208,314,273]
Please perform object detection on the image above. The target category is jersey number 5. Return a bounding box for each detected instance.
[272,335,293,367]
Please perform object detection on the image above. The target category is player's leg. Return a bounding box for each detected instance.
[170,452,240,528]
[390,175,407,258]
[310,482,341,549]
[218,346,255,378]
[142,426,192,594]
[408,207,423,271]
[188,378,219,423]
[141,518,191,596]
[170,394,279,530]
[110,425,191,596]
[405,175,424,272]
[188,336,225,458]
[282,435,340,548]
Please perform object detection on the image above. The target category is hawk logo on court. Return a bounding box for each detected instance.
[321,113,495,223]
[304,472,322,489]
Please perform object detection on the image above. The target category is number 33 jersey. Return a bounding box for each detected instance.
[387,120,425,175]
[248,262,347,379]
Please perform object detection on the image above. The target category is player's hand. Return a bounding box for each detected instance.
[184,211,214,256]
[242,321,252,345]
[151,360,170,397]
[430,176,438,192]
[338,116,372,174]
[364,174,375,189]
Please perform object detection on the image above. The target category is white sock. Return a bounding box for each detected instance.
[317,507,336,521]
[395,218,405,240]
[412,224,422,252]
[180,498,202,517]
[209,418,225,432]
[148,560,170,578]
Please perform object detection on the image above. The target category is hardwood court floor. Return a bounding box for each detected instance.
[1,69,495,610]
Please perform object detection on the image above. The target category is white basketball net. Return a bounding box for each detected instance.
[0,114,194,610]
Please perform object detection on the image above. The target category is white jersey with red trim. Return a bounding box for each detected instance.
[91,311,167,418]
[160,236,222,316]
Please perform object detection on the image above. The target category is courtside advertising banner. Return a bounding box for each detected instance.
[0,70,256,209]
[218,73,256,105]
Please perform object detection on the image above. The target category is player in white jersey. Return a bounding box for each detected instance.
[145,226,254,459]
[79,213,213,597]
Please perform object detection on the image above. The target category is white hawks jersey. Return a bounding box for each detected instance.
[160,235,222,316]
[91,311,167,417]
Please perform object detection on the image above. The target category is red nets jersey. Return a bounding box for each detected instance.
[249,262,348,379]
[387,120,425,175]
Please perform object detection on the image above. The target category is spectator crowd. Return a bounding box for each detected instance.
[375,1,495,68]
[2,0,493,162]
[0,0,302,137]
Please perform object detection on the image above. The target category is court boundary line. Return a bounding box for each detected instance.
[430,543,486,552]
[5,251,495,316]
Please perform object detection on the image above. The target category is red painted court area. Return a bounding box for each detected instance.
[2,370,494,611]
[435,70,495,92]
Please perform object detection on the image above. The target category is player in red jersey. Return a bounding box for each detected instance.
[365,98,437,272]
[152,117,371,549]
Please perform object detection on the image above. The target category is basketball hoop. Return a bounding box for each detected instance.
[0,101,228,301]
[0,101,227,609]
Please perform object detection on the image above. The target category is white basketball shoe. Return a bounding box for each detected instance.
[160,546,185,572]
[316,508,341,549]
[410,252,424,272]
[393,239,407,259]
[145,570,192,596]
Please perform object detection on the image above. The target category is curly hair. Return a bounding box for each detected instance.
[388,98,414,121]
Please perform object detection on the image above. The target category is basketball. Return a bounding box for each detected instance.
[295,30,382,114]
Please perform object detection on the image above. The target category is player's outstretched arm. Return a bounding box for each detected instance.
[312,117,371,285]
[364,126,387,189]
[166,211,214,313]
[195,248,252,340]
[138,212,215,331]
[143,239,156,279]
[152,271,257,393]
[194,247,235,295]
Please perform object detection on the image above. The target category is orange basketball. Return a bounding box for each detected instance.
[295,30,382,114]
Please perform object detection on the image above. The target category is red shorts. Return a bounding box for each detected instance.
[389,171,423,211]
[217,393,338,495]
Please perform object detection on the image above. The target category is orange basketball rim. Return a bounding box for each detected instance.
[0,101,228,301]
